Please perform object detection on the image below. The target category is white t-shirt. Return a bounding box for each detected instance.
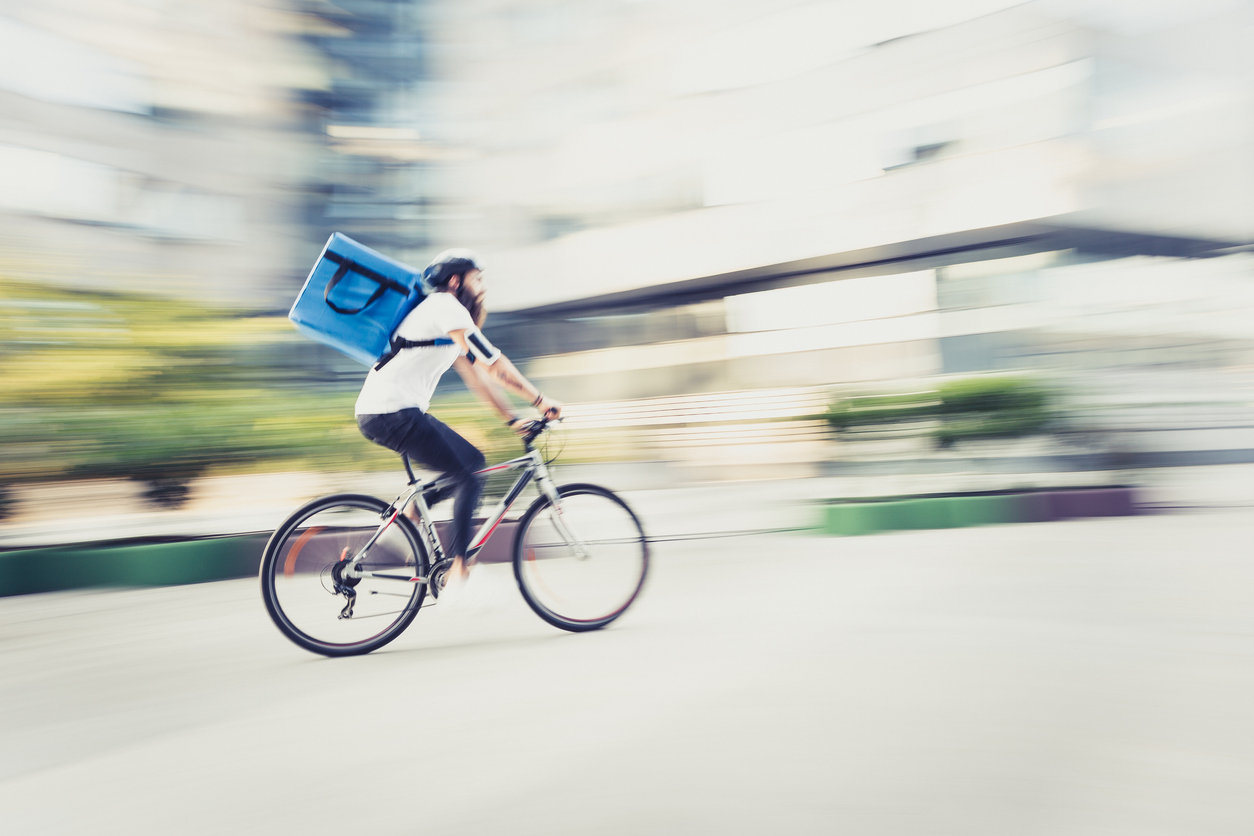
[354,292,474,415]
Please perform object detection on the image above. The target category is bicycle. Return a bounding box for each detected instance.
[259,418,649,656]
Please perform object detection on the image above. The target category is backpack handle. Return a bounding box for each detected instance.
[322,252,413,315]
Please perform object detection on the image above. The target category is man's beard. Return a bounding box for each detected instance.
[453,285,486,327]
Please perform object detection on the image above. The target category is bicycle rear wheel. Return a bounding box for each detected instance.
[513,484,648,632]
[260,493,429,656]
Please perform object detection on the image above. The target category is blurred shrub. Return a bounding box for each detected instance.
[141,479,191,508]
[0,279,399,501]
[826,375,1053,447]
[825,390,939,431]
[934,376,1052,446]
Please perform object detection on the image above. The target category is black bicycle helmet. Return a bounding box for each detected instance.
[422,248,482,289]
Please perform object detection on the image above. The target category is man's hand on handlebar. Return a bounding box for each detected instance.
[537,396,563,421]
[506,396,562,438]
[508,414,561,437]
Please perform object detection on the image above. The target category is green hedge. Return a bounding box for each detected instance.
[826,375,1054,446]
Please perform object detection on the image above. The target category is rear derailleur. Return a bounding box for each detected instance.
[330,559,361,619]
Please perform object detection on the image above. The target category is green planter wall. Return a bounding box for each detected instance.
[0,534,269,597]
[821,487,1138,536]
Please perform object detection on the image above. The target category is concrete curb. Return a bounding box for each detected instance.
[821,486,1138,536]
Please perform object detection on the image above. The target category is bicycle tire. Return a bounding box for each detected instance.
[260,493,429,657]
[513,483,648,632]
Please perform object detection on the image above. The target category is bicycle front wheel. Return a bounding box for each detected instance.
[260,493,429,657]
[513,483,648,632]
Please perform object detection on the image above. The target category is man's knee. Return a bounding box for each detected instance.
[451,460,484,485]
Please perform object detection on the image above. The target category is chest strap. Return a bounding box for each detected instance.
[373,336,455,371]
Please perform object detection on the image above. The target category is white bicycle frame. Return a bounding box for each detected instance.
[342,444,585,585]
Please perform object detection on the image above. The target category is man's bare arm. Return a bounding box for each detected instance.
[478,354,534,400]
[449,329,562,418]
[451,355,515,423]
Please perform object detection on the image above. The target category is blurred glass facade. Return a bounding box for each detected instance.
[297,0,441,262]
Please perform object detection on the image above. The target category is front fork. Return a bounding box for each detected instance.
[533,459,590,560]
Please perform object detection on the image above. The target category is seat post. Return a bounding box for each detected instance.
[401,453,417,485]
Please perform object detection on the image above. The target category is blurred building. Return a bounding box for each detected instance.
[419,0,1254,414]
[0,0,470,311]
[0,0,336,307]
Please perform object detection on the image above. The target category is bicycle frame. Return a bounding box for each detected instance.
[342,443,571,585]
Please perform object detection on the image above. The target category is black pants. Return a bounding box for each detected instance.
[357,409,485,560]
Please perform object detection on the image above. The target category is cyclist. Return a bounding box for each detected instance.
[355,249,561,585]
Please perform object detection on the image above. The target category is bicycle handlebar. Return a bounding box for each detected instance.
[522,414,560,447]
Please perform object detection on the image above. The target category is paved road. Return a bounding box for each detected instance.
[3,510,1254,835]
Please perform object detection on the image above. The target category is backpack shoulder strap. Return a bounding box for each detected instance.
[372,336,455,371]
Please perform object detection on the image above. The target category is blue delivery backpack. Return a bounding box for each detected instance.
[289,233,427,367]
